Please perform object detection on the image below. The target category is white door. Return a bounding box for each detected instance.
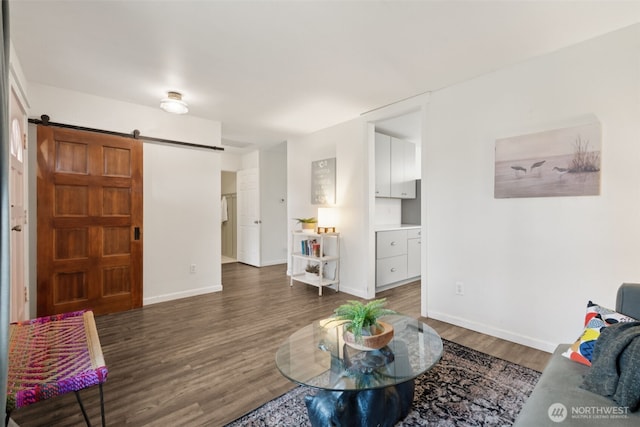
[237,168,261,267]
[10,87,28,322]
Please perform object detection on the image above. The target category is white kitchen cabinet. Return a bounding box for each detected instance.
[376,229,407,258]
[390,137,416,198]
[407,228,421,278]
[375,132,416,199]
[375,133,391,197]
[375,228,420,289]
[376,255,408,287]
[290,231,340,296]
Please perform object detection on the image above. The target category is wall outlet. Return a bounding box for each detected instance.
[189,264,197,274]
[455,281,464,296]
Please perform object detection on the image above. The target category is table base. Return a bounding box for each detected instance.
[304,380,415,427]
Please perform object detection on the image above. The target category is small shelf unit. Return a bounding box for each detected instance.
[290,231,340,296]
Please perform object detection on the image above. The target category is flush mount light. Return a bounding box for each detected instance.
[160,91,188,114]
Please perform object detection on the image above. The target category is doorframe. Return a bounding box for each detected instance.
[361,93,430,311]
[9,62,31,320]
[9,84,29,321]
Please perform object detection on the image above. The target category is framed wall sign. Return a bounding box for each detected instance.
[311,158,336,205]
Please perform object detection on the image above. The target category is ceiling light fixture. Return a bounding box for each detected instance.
[160,91,188,114]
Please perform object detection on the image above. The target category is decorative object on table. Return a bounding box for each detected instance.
[317,207,337,233]
[494,120,601,198]
[304,263,320,280]
[332,298,397,351]
[294,217,317,233]
[311,158,336,204]
[343,345,394,375]
[227,339,541,427]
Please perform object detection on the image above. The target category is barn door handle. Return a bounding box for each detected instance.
[134,227,141,240]
[12,225,22,232]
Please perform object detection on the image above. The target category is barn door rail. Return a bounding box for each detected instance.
[28,115,224,151]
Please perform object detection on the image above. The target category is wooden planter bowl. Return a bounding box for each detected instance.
[343,321,394,351]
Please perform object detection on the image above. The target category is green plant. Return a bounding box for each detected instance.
[294,217,317,224]
[332,298,396,343]
[569,136,600,173]
[305,263,320,274]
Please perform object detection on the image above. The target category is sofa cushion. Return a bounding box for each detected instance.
[562,301,638,366]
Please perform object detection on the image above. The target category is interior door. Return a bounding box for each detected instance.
[37,125,143,316]
[9,88,27,322]
[237,168,261,267]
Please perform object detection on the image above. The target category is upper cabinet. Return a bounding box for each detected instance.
[375,133,391,197]
[375,132,416,199]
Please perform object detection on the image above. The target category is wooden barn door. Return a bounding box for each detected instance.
[37,125,143,316]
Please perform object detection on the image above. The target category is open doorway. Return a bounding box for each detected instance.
[221,170,238,264]
[374,110,422,226]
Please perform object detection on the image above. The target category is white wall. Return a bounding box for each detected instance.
[288,119,372,298]
[144,144,221,303]
[26,84,223,306]
[374,198,402,225]
[220,151,242,172]
[28,84,222,147]
[423,24,640,352]
[242,150,259,169]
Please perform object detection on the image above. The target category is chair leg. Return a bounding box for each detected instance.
[99,383,106,427]
[74,390,92,427]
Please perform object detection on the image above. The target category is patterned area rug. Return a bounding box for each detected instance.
[226,340,541,426]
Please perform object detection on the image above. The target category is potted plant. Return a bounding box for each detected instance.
[295,217,317,234]
[304,263,320,279]
[332,298,397,351]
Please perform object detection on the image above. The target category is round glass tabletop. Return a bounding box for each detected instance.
[275,314,443,391]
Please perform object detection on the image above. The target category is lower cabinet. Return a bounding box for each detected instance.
[376,228,421,290]
[407,230,421,278]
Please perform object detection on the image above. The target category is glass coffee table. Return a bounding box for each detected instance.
[275,314,443,427]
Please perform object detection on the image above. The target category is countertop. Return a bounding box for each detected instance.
[374,224,421,232]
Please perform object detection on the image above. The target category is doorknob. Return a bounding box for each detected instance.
[12,225,22,232]
[254,220,262,224]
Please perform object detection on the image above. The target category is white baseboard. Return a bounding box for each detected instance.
[375,277,419,292]
[260,259,287,267]
[143,285,223,306]
[427,310,556,353]
[337,284,369,299]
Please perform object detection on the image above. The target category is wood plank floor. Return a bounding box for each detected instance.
[10,263,550,427]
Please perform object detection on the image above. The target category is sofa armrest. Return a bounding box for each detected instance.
[617,283,640,320]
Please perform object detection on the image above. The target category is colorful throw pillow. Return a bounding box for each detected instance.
[562,301,638,366]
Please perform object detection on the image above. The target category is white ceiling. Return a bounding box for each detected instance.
[9,1,640,152]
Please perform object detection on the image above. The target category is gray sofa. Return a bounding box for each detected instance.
[515,283,640,426]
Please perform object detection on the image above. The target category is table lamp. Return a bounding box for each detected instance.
[317,207,337,233]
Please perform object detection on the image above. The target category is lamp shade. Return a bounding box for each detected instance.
[317,208,337,228]
[160,91,188,114]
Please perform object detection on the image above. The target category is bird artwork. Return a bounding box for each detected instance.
[530,160,546,173]
[552,166,569,178]
[511,165,527,176]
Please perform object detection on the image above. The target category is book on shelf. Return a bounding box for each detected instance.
[299,238,322,257]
